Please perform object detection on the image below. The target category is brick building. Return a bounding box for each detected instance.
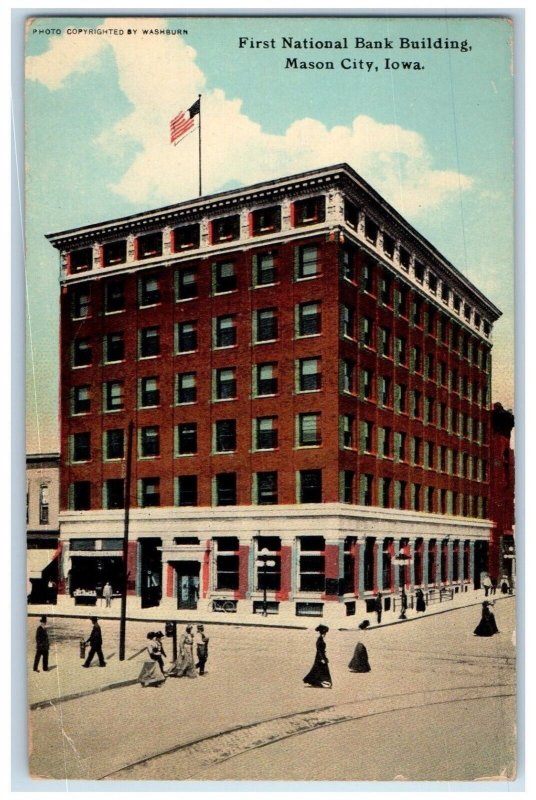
[47,163,501,620]
[26,452,60,603]
[488,403,515,586]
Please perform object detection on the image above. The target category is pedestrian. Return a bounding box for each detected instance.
[415,588,426,613]
[168,624,197,678]
[138,632,166,687]
[82,617,106,667]
[501,576,510,594]
[303,625,332,688]
[348,621,371,673]
[194,624,209,675]
[482,574,492,597]
[102,581,113,608]
[398,587,408,620]
[490,576,498,596]
[154,631,167,669]
[33,615,49,672]
[473,601,499,637]
[374,592,383,625]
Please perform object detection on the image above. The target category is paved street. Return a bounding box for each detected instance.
[28,597,516,782]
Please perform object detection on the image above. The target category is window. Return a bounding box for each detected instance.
[73,385,90,414]
[104,278,125,313]
[361,420,374,453]
[214,315,237,348]
[340,246,356,281]
[344,199,359,229]
[426,308,436,335]
[213,261,237,293]
[364,216,378,244]
[360,474,374,506]
[378,376,391,407]
[252,206,281,235]
[140,478,160,507]
[176,372,196,404]
[298,357,321,391]
[426,487,435,513]
[176,321,197,353]
[69,247,92,273]
[38,484,49,524]
[298,413,321,446]
[425,353,435,380]
[361,258,374,293]
[342,415,355,448]
[255,363,277,396]
[438,361,447,386]
[254,251,277,285]
[395,383,407,414]
[299,470,322,503]
[412,437,422,465]
[293,196,325,226]
[441,282,450,304]
[296,245,319,279]
[412,298,422,327]
[362,316,373,348]
[439,445,447,472]
[412,390,422,419]
[298,536,325,590]
[380,273,393,306]
[215,367,237,400]
[395,480,407,509]
[137,232,163,259]
[424,396,434,425]
[172,223,200,251]
[298,302,321,336]
[177,423,197,455]
[399,247,410,271]
[341,471,355,504]
[104,332,124,363]
[214,537,239,587]
[72,432,90,462]
[383,233,395,259]
[140,426,159,458]
[139,376,159,408]
[215,473,237,506]
[215,419,236,453]
[139,274,160,306]
[139,326,160,358]
[342,359,355,393]
[380,427,391,458]
[361,368,373,400]
[464,304,472,322]
[211,215,240,244]
[413,484,422,511]
[177,475,198,506]
[175,267,197,301]
[73,338,92,367]
[439,402,447,429]
[379,477,391,507]
[397,285,409,317]
[414,261,424,283]
[255,417,277,450]
[103,239,127,267]
[255,308,278,342]
[395,336,407,365]
[71,481,91,510]
[425,441,434,469]
[342,305,355,338]
[105,428,124,460]
[379,327,391,357]
[72,286,91,319]
[104,381,124,411]
[428,272,437,294]
[255,473,278,505]
[104,479,124,510]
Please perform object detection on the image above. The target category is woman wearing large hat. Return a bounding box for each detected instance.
[303,625,332,688]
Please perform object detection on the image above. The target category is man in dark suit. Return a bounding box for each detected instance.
[33,615,49,672]
[82,617,106,667]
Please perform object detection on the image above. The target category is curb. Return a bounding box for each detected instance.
[27,611,309,631]
[30,676,139,710]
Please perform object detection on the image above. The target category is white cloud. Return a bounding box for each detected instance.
[26,17,474,217]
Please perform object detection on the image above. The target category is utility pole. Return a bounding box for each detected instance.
[119,420,134,661]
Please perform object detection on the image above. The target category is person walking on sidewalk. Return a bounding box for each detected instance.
[82,617,106,668]
[374,592,383,625]
[415,588,426,613]
[303,625,332,688]
[482,574,492,597]
[194,624,209,675]
[33,616,49,672]
[102,582,113,608]
[398,587,408,620]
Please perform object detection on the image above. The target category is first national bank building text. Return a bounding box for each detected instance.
[48,163,501,620]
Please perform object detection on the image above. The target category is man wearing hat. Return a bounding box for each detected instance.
[82,617,106,668]
[33,616,49,672]
[194,624,209,675]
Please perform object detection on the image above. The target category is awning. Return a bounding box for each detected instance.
[27,549,57,579]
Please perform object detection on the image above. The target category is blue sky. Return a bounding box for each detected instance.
[24,14,514,453]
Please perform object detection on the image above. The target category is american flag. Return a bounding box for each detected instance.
[170,98,200,145]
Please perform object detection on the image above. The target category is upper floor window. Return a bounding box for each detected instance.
[344,199,359,230]
[255,308,278,342]
[69,247,92,274]
[297,302,321,336]
[139,376,160,408]
[255,362,278,396]
[251,206,281,235]
[105,429,124,460]
[104,381,124,411]
[340,245,356,282]
[103,239,127,267]
[139,477,160,507]
[39,484,49,524]
[399,247,410,271]
[414,261,424,283]
[140,426,160,458]
[215,367,237,400]
[380,273,393,306]
[441,282,450,304]
[253,251,277,286]
[175,267,198,301]
[73,385,90,414]
[453,294,461,313]
[299,470,322,504]
[213,261,236,294]
[176,321,197,353]
[104,278,125,314]
[215,420,236,453]
[428,272,438,294]
[383,233,395,259]
[71,286,91,319]
[177,422,198,455]
[298,357,321,392]
[137,231,163,259]
[293,196,325,226]
[172,223,200,252]
[104,332,124,363]
[364,217,379,245]
[139,274,160,307]
[298,413,321,447]
[361,258,374,293]
[341,304,355,339]
[215,473,237,506]
[296,245,319,279]
[139,326,160,358]
[176,372,197,404]
[397,285,409,317]
[342,359,355,394]
[214,315,237,348]
[176,475,198,507]
[255,417,278,450]
[211,214,240,244]
[72,432,91,463]
[73,338,92,368]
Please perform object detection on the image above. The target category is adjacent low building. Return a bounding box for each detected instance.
[47,163,502,620]
[26,452,60,603]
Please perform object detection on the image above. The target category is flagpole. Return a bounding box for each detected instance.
[198,94,202,197]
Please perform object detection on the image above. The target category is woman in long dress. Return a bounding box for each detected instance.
[138,632,166,687]
[348,641,371,673]
[303,625,332,688]
[415,588,426,613]
[473,601,499,636]
[168,625,198,678]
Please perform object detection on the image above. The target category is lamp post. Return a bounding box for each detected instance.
[256,548,276,616]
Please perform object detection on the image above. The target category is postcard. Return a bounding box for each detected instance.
[24,14,516,783]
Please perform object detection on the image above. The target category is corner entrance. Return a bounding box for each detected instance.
[174,560,200,610]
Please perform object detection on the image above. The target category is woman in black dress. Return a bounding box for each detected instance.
[473,601,499,636]
[303,625,332,688]
[415,588,426,613]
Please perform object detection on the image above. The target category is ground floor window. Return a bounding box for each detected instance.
[298,536,325,592]
[364,537,376,592]
[343,537,357,594]
[214,537,239,590]
[255,536,281,591]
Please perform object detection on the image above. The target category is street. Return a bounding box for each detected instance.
[28,598,516,782]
